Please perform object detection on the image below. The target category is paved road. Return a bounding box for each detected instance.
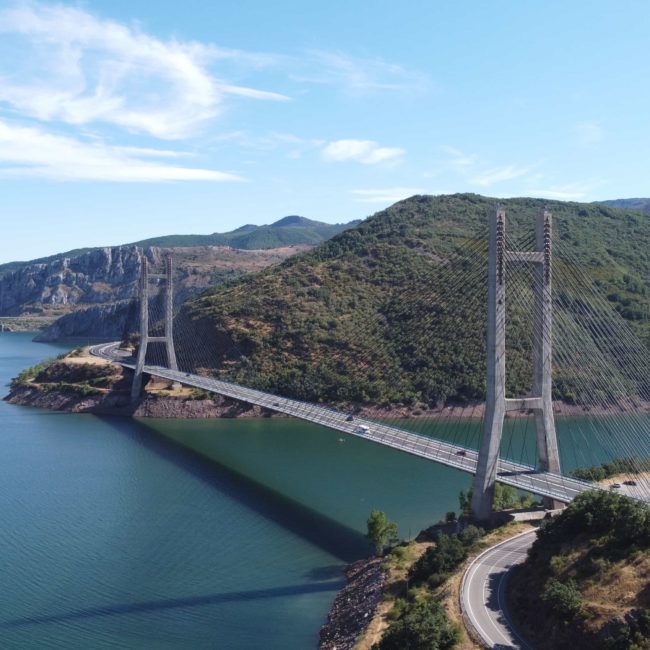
[462,530,536,649]
[89,342,622,505]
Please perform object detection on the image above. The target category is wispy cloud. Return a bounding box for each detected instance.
[351,187,424,203]
[575,120,603,145]
[0,119,243,182]
[0,2,288,139]
[293,50,429,92]
[471,165,531,187]
[525,184,591,200]
[322,139,404,165]
[441,145,479,170]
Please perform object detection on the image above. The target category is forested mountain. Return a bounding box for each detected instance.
[597,198,650,214]
[178,193,650,408]
[127,215,360,249]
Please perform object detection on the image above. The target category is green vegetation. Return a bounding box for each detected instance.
[598,198,650,215]
[372,524,485,650]
[409,526,484,588]
[509,490,650,649]
[366,510,399,555]
[373,599,460,650]
[180,194,650,408]
[572,456,650,481]
[126,215,358,249]
[458,483,537,515]
[10,356,124,397]
[10,358,58,388]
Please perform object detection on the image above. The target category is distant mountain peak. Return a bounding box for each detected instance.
[270,215,316,228]
[231,224,258,233]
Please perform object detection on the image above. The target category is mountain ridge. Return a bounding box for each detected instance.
[0,215,359,277]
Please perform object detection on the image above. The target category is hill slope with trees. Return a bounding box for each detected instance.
[178,193,650,408]
[509,490,650,649]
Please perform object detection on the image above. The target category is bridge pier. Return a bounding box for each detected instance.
[130,253,178,403]
[471,208,561,519]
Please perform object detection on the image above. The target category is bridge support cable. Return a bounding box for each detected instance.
[549,255,650,499]
[543,252,650,498]
[472,208,562,520]
[505,234,650,502]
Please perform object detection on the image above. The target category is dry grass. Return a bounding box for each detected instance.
[62,347,110,366]
[579,554,650,633]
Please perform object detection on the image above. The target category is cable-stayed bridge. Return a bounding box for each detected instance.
[95,207,650,517]
[91,341,599,506]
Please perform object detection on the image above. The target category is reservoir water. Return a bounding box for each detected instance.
[0,333,473,649]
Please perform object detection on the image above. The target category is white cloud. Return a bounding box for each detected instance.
[351,187,425,203]
[576,120,603,145]
[0,2,288,139]
[472,165,531,187]
[292,50,429,92]
[0,119,243,182]
[322,139,404,165]
[441,145,479,170]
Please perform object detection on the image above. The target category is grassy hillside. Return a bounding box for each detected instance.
[179,193,650,408]
[509,490,650,649]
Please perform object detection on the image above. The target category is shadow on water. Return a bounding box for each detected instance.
[2,582,340,628]
[95,415,371,563]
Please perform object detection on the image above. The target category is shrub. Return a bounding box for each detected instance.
[541,578,582,619]
[410,532,467,584]
[374,599,459,650]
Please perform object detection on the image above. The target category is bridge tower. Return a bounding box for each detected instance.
[130,253,178,403]
[471,208,561,520]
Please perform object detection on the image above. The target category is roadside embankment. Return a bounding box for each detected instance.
[320,516,535,650]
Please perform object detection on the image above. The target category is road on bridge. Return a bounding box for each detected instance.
[461,529,536,650]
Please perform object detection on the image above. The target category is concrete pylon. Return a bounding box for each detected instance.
[471,208,561,520]
[471,207,507,521]
[130,252,178,403]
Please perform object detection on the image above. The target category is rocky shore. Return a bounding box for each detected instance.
[319,557,386,650]
[5,382,278,418]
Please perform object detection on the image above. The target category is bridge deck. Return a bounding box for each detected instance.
[91,343,617,504]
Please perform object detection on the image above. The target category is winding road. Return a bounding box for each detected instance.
[461,529,536,649]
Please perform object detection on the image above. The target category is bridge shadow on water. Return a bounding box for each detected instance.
[94,415,371,563]
[2,581,340,629]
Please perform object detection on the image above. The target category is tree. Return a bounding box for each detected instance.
[367,510,398,555]
[541,578,582,620]
[493,483,519,510]
[374,599,460,650]
[458,489,472,516]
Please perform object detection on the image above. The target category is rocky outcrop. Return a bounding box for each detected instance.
[2,244,308,340]
[319,557,386,650]
[5,383,279,418]
[0,246,143,315]
[34,301,137,341]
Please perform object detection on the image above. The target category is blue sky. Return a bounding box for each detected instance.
[0,0,648,263]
